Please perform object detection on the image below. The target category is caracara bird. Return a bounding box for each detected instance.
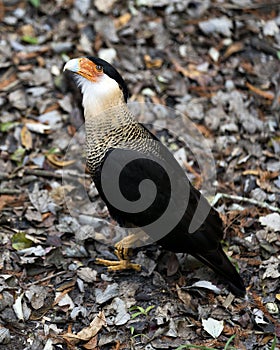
[63,57,246,296]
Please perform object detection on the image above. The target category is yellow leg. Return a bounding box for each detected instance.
[95,234,142,272]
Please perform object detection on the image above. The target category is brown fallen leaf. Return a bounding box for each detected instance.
[0,0,5,21]
[43,103,60,114]
[114,13,131,29]
[46,154,76,167]
[222,41,244,60]
[246,82,280,102]
[53,287,74,306]
[0,194,27,210]
[113,340,121,350]
[62,311,106,344]
[16,45,50,61]
[242,169,260,176]
[183,160,202,189]
[21,125,33,150]
[195,123,213,138]
[83,335,98,349]
[18,64,33,71]
[176,284,193,309]
[0,67,17,91]
[144,54,163,69]
[240,61,255,75]
[242,169,279,184]
[20,24,36,37]
[0,195,16,211]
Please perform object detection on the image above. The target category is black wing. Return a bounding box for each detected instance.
[92,140,245,296]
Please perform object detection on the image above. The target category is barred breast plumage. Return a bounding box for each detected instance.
[85,106,161,174]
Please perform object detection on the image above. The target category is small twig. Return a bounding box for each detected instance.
[215,2,280,10]
[250,38,279,59]
[0,172,9,180]
[212,193,280,213]
[25,271,66,287]
[0,188,22,195]
[23,168,89,180]
[23,169,64,179]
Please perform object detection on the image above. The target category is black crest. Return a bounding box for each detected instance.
[87,56,129,102]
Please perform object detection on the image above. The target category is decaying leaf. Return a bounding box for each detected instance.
[176,284,192,308]
[46,153,75,167]
[77,267,97,283]
[202,317,224,338]
[28,183,49,213]
[222,41,244,60]
[144,54,163,69]
[62,311,106,343]
[13,293,25,321]
[11,232,33,251]
[26,122,52,134]
[1,1,280,349]
[25,285,49,310]
[21,125,33,150]
[259,213,280,232]
[114,13,132,29]
[189,280,221,294]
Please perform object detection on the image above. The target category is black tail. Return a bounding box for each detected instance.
[194,245,246,297]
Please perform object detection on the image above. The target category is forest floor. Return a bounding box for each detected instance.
[0,0,279,349]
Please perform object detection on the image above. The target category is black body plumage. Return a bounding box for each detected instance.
[65,56,246,296]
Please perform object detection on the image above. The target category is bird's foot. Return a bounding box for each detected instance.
[95,237,141,272]
[95,257,141,272]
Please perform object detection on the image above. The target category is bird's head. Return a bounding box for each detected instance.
[63,57,129,117]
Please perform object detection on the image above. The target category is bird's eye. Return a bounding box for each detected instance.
[95,65,103,72]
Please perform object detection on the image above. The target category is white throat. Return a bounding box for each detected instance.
[74,74,125,118]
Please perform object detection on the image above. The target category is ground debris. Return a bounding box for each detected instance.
[0,1,279,349]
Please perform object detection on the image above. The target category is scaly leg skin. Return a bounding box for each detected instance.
[95,235,141,272]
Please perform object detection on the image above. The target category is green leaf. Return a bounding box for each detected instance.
[145,305,155,314]
[47,147,60,155]
[277,51,280,61]
[10,147,26,164]
[11,232,33,251]
[0,121,19,132]
[21,35,38,45]
[131,311,144,319]
[29,0,40,7]
[129,306,145,313]
[224,335,236,350]
[270,336,277,350]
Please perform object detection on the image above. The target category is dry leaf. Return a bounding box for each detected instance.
[259,213,280,232]
[46,154,75,167]
[202,317,224,338]
[0,195,16,211]
[63,311,106,344]
[114,13,132,29]
[83,335,98,349]
[21,125,33,150]
[13,293,24,321]
[26,122,52,134]
[223,41,244,60]
[246,82,278,102]
[176,285,192,308]
[0,68,17,91]
[144,54,163,69]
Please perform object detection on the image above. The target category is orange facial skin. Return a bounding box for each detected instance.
[76,57,104,82]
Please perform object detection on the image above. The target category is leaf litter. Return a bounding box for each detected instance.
[0,0,279,349]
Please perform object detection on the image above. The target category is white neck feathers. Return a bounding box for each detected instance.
[74,73,126,118]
